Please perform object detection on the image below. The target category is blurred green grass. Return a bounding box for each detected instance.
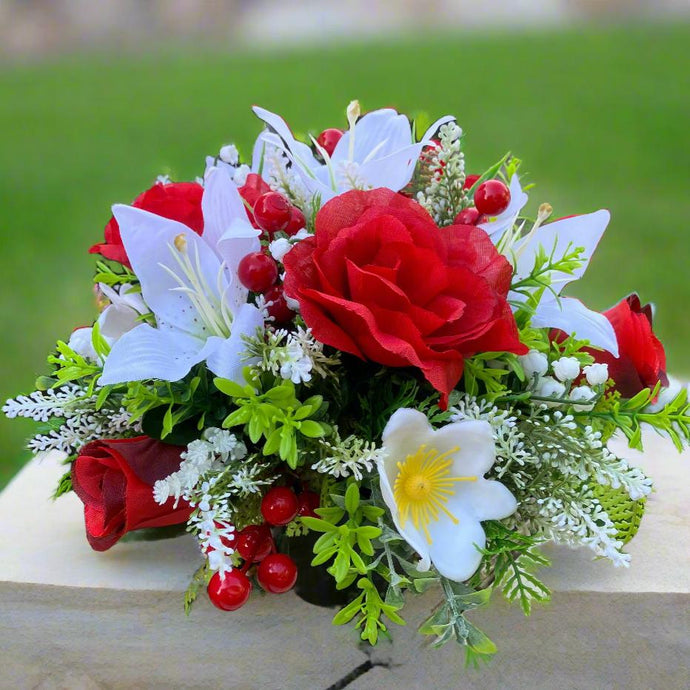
[1,23,689,487]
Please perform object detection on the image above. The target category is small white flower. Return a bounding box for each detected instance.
[285,295,300,312]
[378,409,517,582]
[68,328,98,362]
[583,363,609,386]
[570,385,596,409]
[552,356,581,382]
[535,376,566,399]
[519,350,548,379]
[269,237,292,263]
[219,144,239,165]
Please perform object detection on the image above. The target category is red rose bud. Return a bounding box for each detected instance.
[283,188,526,403]
[587,294,667,398]
[71,436,192,551]
[89,182,204,267]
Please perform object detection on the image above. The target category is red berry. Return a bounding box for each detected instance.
[297,491,320,518]
[453,207,483,226]
[207,569,252,611]
[316,128,344,157]
[236,524,273,563]
[463,174,481,190]
[237,251,278,293]
[264,285,296,324]
[257,554,298,594]
[285,207,306,237]
[474,180,511,216]
[261,487,299,526]
[253,192,291,235]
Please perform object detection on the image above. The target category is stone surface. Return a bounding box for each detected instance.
[0,430,688,689]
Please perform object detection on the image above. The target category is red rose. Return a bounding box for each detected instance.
[89,181,204,267]
[71,436,192,551]
[283,188,526,401]
[588,294,668,398]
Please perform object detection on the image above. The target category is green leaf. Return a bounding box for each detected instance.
[301,516,338,533]
[332,594,364,625]
[214,377,249,398]
[314,506,345,523]
[344,483,360,515]
[298,420,326,438]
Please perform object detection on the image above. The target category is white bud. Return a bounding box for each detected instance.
[519,350,549,378]
[535,376,566,399]
[233,164,250,186]
[570,385,596,409]
[68,327,98,363]
[219,144,239,165]
[552,356,581,382]
[285,295,300,312]
[269,237,291,263]
[583,363,609,386]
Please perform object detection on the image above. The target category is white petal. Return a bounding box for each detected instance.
[479,174,528,241]
[201,166,252,251]
[217,217,261,275]
[449,479,517,522]
[97,303,139,343]
[377,458,431,570]
[513,209,610,287]
[381,408,433,488]
[252,106,320,173]
[203,303,264,382]
[419,115,456,144]
[359,143,426,192]
[331,109,411,165]
[114,204,228,338]
[426,507,486,582]
[532,294,619,355]
[99,324,204,385]
[433,420,496,477]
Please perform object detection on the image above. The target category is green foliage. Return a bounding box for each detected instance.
[419,579,496,667]
[462,352,523,400]
[126,372,212,442]
[183,562,211,615]
[52,468,73,499]
[47,341,102,391]
[332,576,405,645]
[511,242,585,328]
[478,521,551,615]
[580,384,690,452]
[216,372,327,468]
[301,482,383,585]
[93,259,139,288]
[592,484,646,545]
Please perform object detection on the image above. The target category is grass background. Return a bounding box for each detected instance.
[1,23,688,487]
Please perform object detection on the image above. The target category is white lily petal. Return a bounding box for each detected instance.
[201,166,252,250]
[97,303,139,343]
[203,304,264,382]
[420,115,456,144]
[532,294,619,355]
[331,109,411,165]
[449,479,518,523]
[114,204,226,338]
[514,209,610,287]
[380,409,434,487]
[479,174,529,240]
[99,324,204,385]
[252,106,320,173]
[425,420,496,478]
[359,143,426,192]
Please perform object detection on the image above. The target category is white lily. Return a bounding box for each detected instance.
[378,409,517,582]
[483,176,618,355]
[252,102,454,203]
[100,168,263,385]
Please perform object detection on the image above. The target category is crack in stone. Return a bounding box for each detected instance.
[324,652,393,690]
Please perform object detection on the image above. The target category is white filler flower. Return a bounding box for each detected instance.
[378,409,517,582]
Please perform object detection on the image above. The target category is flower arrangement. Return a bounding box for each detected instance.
[5,100,689,664]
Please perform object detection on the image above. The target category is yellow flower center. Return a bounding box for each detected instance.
[393,444,477,544]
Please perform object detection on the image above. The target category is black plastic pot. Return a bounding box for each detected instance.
[278,532,357,608]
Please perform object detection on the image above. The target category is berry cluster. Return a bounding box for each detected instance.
[237,180,306,324]
[206,486,319,612]
[454,176,511,225]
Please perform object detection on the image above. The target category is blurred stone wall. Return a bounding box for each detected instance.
[1,0,688,59]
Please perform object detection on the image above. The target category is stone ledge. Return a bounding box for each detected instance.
[1,430,688,688]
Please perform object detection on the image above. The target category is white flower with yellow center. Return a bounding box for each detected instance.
[378,409,517,582]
